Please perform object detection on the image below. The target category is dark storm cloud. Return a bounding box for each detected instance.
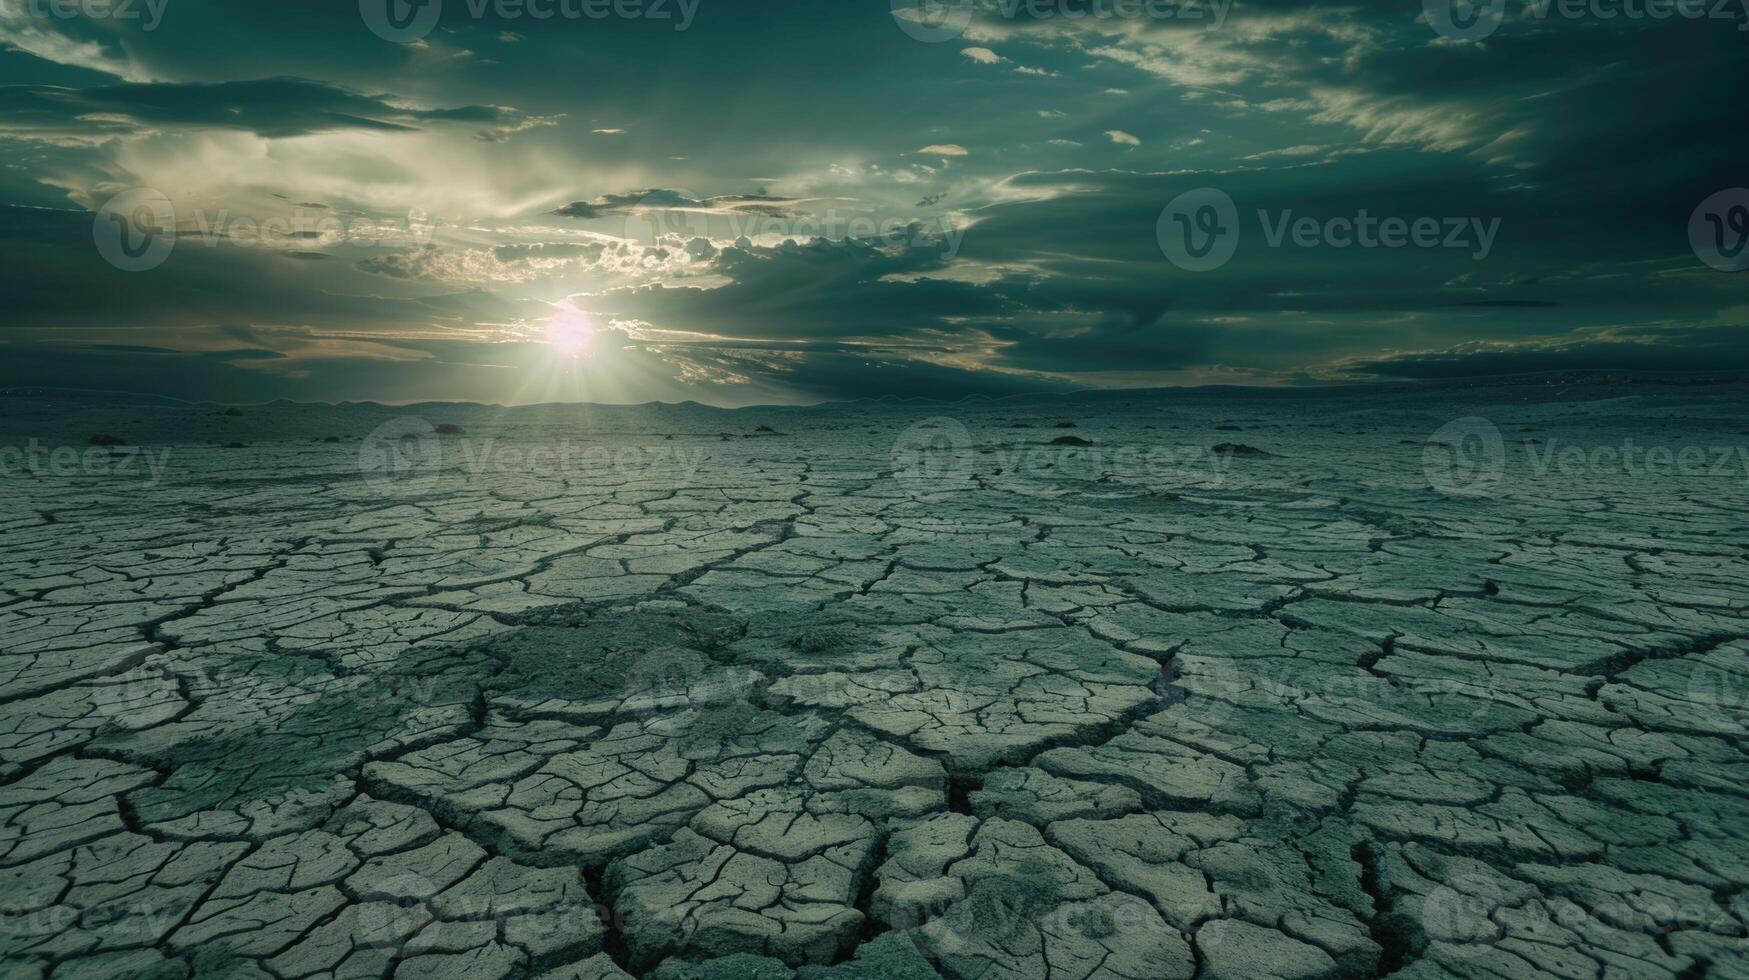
[595,235,1011,341]
[984,319,1221,373]
[355,246,444,280]
[572,131,1747,383]
[1329,19,1749,206]
[0,205,536,330]
[553,190,803,220]
[553,190,701,219]
[0,77,542,139]
[2,0,1746,402]
[493,242,606,262]
[1355,326,1749,379]
[641,343,1075,401]
[954,156,1719,321]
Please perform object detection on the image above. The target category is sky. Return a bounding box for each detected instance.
[1,0,1746,406]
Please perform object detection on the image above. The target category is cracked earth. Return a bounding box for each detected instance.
[2,379,1747,979]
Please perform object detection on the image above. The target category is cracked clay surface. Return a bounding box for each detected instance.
[2,379,1747,979]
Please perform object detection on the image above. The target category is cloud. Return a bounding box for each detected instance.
[473,113,564,142]
[0,203,537,333]
[493,242,608,263]
[1241,144,1329,160]
[0,9,150,80]
[2,0,1746,405]
[586,235,1001,343]
[0,77,552,142]
[1352,326,1749,379]
[553,189,805,221]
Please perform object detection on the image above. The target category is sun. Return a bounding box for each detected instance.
[547,305,594,358]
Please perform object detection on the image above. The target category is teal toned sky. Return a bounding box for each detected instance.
[2,0,1747,405]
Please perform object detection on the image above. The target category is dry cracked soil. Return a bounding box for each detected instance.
[2,377,1747,980]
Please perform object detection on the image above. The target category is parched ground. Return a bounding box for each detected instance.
[2,379,1747,980]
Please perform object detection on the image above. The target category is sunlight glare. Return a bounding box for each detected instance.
[547,305,594,358]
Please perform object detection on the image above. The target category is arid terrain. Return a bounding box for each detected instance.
[3,377,1747,979]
